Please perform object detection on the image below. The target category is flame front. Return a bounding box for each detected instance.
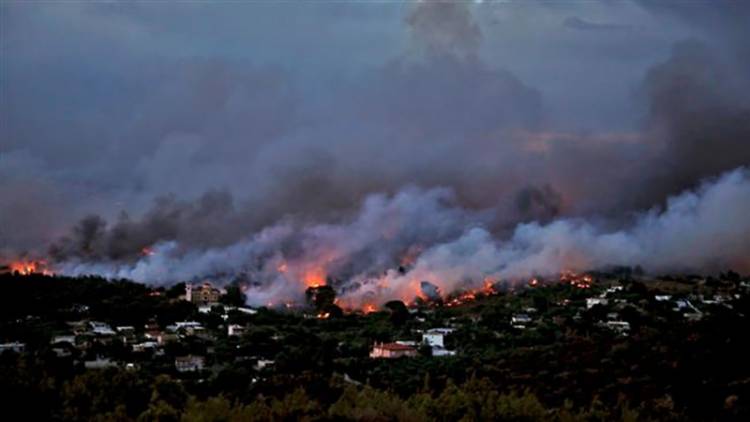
[8,260,53,276]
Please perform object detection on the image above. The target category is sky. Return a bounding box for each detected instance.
[2,1,750,303]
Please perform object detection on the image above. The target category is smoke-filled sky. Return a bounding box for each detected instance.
[2,1,750,305]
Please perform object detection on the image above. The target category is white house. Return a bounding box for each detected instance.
[422,328,453,348]
[511,314,532,328]
[227,324,246,337]
[586,298,608,309]
[604,321,630,335]
[0,342,25,353]
[175,355,205,372]
[89,321,116,336]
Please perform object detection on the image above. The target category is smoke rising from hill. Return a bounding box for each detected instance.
[3,1,750,306]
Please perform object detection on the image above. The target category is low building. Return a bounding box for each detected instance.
[51,335,76,346]
[431,347,457,357]
[84,357,117,369]
[511,314,533,328]
[370,342,418,359]
[0,342,25,354]
[422,328,453,348]
[586,298,609,309]
[255,359,275,370]
[175,355,205,372]
[604,321,631,335]
[89,321,116,336]
[132,341,159,353]
[227,324,246,337]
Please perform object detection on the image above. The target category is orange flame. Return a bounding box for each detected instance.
[8,260,53,276]
[303,267,326,288]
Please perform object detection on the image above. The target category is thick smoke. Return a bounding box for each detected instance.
[58,167,750,307]
[4,2,750,307]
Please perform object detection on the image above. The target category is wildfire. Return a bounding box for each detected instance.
[560,270,593,289]
[363,304,378,314]
[7,260,53,276]
[303,267,326,288]
[317,312,331,319]
[444,281,500,307]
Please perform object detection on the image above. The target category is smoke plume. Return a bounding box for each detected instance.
[3,1,750,307]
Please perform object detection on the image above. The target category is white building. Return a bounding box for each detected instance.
[89,321,116,336]
[227,324,246,337]
[511,314,532,328]
[605,321,630,335]
[586,298,609,309]
[51,335,76,345]
[0,342,25,353]
[431,347,457,357]
[84,357,117,369]
[175,355,205,372]
[422,328,453,348]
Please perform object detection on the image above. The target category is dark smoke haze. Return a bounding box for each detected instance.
[2,1,750,305]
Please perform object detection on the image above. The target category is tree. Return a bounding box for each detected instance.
[305,286,336,311]
[384,300,409,326]
[221,284,246,307]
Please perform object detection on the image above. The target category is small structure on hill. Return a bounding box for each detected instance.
[370,342,417,359]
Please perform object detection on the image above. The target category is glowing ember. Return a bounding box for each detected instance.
[317,312,331,319]
[560,270,593,289]
[363,304,377,314]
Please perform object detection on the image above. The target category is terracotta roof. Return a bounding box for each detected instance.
[375,342,416,351]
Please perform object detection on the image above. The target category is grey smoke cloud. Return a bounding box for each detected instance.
[3,1,750,306]
[58,167,750,308]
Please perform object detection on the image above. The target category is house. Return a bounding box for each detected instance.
[132,341,159,353]
[175,355,205,372]
[255,359,275,370]
[511,314,532,328]
[84,357,117,369]
[422,328,454,348]
[89,321,116,336]
[604,321,631,335]
[605,286,624,296]
[586,298,609,309]
[185,282,223,305]
[431,347,457,357]
[170,321,204,336]
[674,299,700,313]
[51,335,76,346]
[369,342,418,359]
[0,342,25,354]
[227,324,246,337]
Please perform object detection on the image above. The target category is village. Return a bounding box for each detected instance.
[2,269,747,382]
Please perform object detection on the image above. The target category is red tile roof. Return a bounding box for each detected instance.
[375,342,415,351]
